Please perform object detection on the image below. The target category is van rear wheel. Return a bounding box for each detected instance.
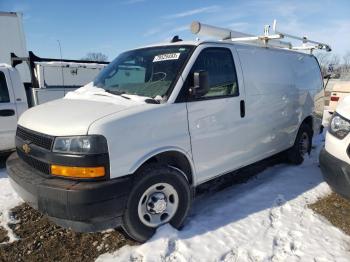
[122,164,191,242]
[287,123,313,165]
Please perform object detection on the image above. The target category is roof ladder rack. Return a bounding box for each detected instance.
[272,20,331,52]
[190,20,331,53]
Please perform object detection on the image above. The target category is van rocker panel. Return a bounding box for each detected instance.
[6,153,132,232]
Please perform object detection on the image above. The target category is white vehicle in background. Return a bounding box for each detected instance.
[0,12,31,84]
[0,58,107,153]
[320,95,350,200]
[0,12,108,153]
[322,80,350,127]
[7,21,330,242]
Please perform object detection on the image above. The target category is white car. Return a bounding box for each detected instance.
[320,96,350,200]
[6,22,326,242]
[322,80,350,127]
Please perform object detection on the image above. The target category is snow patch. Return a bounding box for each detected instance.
[97,134,350,261]
[64,82,148,105]
[0,168,23,244]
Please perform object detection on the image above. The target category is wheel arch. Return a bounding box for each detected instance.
[130,147,195,185]
[292,115,314,145]
[302,115,314,133]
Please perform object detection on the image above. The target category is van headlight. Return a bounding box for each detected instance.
[53,135,108,154]
[329,113,350,139]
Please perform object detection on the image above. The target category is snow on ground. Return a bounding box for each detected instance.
[98,135,350,262]
[0,167,22,242]
[0,134,349,260]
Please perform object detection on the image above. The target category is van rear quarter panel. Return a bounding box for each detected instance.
[292,52,324,133]
[236,45,322,158]
[88,103,193,180]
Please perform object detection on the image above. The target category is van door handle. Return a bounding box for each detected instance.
[240,100,245,118]
[0,109,15,117]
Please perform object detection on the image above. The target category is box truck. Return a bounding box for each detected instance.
[0,12,108,152]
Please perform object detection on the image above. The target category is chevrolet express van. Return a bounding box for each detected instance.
[6,22,325,242]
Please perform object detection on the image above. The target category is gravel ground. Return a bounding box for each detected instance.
[0,227,8,243]
[0,204,135,262]
[310,192,350,236]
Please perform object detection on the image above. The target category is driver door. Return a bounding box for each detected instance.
[185,47,250,184]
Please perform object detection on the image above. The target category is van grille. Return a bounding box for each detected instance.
[16,126,54,150]
[17,149,50,175]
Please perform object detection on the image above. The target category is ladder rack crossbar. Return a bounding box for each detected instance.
[229,34,282,42]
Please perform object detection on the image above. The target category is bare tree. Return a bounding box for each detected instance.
[315,52,330,67]
[329,54,340,66]
[314,52,331,76]
[343,52,350,70]
[81,52,108,62]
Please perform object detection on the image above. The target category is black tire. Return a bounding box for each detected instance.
[122,164,191,242]
[286,123,313,165]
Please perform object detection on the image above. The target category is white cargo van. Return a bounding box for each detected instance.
[7,21,329,242]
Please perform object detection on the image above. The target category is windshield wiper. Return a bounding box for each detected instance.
[105,90,125,95]
[105,90,130,100]
[144,98,160,104]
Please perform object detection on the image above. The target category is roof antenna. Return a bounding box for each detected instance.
[170,35,182,43]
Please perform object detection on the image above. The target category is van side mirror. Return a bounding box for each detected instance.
[191,70,209,98]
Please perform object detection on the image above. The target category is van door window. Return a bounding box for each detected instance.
[0,72,10,103]
[190,48,239,99]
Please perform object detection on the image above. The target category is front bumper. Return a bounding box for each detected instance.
[319,148,350,200]
[6,153,132,232]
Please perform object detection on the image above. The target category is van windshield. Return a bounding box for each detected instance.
[94,45,193,100]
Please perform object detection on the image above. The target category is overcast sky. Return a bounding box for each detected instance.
[1,0,349,61]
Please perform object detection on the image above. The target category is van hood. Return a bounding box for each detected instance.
[18,84,147,136]
[337,96,350,119]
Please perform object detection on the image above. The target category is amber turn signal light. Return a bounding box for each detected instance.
[51,165,105,178]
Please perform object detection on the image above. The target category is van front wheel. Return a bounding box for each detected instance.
[122,165,191,242]
[287,123,313,165]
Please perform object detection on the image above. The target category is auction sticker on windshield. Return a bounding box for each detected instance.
[153,53,180,62]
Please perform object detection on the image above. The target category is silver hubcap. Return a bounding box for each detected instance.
[138,183,179,228]
[299,132,309,156]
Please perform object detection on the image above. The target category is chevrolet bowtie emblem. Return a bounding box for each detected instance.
[22,143,31,154]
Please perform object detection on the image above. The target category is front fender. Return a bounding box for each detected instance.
[129,146,196,180]
[88,103,192,181]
